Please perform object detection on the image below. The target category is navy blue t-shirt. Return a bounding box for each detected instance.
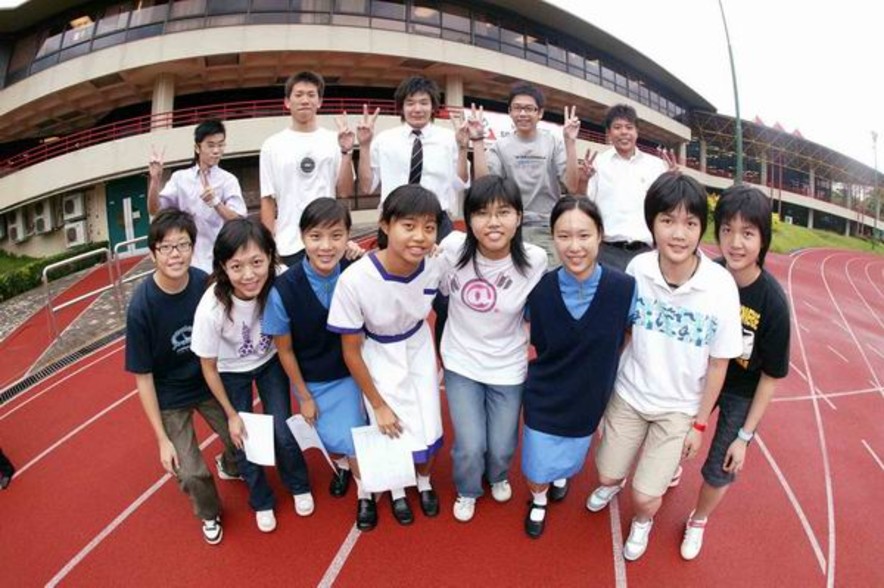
[125,268,211,410]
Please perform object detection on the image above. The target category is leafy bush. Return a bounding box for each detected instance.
[0,241,110,302]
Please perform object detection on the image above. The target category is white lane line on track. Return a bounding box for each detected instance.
[869,345,884,361]
[861,440,884,472]
[825,345,849,364]
[863,262,884,301]
[803,300,820,313]
[799,324,810,334]
[755,435,826,574]
[830,318,849,333]
[46,432,220,588]
[789,361,808,381]
[318,525,362,588]
[609,494,628,588]
[844,259,884,331]
[772,385,883,403]
[13,389,137,478]
[816,387,837,411]
[0,340,125,421]
[789,250,836,587]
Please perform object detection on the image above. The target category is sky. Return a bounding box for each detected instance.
[548,0,884,171]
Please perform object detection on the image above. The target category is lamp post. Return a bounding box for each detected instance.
[718,0,743,184]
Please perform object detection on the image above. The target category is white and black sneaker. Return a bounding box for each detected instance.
[202,517,223,545]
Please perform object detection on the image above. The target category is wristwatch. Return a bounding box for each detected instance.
[737,427,754,442]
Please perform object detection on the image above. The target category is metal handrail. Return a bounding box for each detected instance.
[113,236,152,303]
[42,247,120,338]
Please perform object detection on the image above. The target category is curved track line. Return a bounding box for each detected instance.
[843,258,884,331]
[862,260,884,301]
[788,250,837,588]
[13,389,137,478]
[0,341,125,422]
[772,386,883,403]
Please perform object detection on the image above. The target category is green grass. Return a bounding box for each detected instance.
[0,251,37,275]
[702,222,882,256]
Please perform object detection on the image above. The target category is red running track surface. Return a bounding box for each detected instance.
[0,248,882,587]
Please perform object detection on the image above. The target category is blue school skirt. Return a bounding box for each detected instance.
[308,376,367,457]
[521,425,592,484]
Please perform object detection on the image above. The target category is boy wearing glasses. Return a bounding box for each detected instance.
[126,209,240,545]
[147,119,246,273]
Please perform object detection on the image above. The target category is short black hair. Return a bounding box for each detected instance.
[550,195,604,236]
[644,172,708,243]
[192,119,225,165]
[714,184,773,267]
[508,83,545,110]
[300,197,352,233]
[605,104,637,130]
[394,76,441,120]
[285,71,325,100]
[459,175,531,275]
[379,184,442,247]
[148,208,197,252]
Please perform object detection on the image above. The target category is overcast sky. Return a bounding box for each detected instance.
[548,0,883,171]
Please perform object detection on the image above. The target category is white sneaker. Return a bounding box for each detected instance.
[453,496,477,522]
[623,518,653,561]
[491,480,512,503]
[294,492,315,516]
[586,483,623,512]
[255,509,277,533]
[202,517,223,545]
[680,512,707,560]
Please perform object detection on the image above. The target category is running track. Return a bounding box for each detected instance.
[0,248,881,587]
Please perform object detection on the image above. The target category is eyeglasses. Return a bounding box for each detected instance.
[510,105,539,114]
[155,241,193,255]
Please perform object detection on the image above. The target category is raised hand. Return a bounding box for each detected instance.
[657,145,679,172]
[148,144,165,180]
[452,112,471,149]
[563,105,581,142]
[466,102,486,141]
[199,168,218,206]
[336,111,356,153]
[357,104,380,146]
[578,148,598,183]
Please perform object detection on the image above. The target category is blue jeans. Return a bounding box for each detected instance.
[444,369,523,498]
[221,355,310,511]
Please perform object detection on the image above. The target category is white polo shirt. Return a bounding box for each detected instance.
[368,122,468,213]
[615,250,742,415]
[587,148,667,245]
[260,127,341,256]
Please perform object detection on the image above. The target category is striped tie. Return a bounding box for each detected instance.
[409,129,423,185]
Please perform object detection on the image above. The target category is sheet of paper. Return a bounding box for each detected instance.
[239,412,275,466]
[286,414,336,472]
[351,426,417,493]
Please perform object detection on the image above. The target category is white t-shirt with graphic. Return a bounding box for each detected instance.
[439,232,548,385]
[191,284,277,373]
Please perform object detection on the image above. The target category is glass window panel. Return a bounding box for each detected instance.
[126,23,164,41]
[615,73,627,91]
[97,12,131,35]
[292,12,331,23]
[373,18,405,31]
[207,13,247,25]
[7,68,28,85]
[473,18,498,40]
[585,59,599,75]
[293,0,331,10]
[500,27,522,48]
[526,50,546,66]
[372,0,405,19]
[335,0,368,14]
[601,66,615,82]
[171,0,206,18]
[475,36,499,51]
[59,42,91,62]
[501,43,523,58]
[441,27,469,43]
[91,30,128,49]
[130,5,169,27]
[248,12,289,23]
[62,23,95,48]
[409,22,440,36]
[252,0,290,10]
[525,35,544,54]
[331,14,369,26]
[549,59,566,73]
[568,64,583,76]
[35,33,63,59]
[568,51,582,66]
[584,69,599,84]
[206,0,248,14]
[441,3,469,30]
[411,3,440,25]
[31,54,60,74]
[547,43,565,62]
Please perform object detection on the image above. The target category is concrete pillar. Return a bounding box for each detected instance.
[678,142,687,166]
[151,73,175,130]
[699,139,707,173]
[808,208,814,229]
[445,74,464,109]
[845,219,851,237]
[808,167,815,198]
[760,152,768,187]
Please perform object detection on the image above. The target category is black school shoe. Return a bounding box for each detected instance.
[391,496,414,525]
[0,450,14,489]
[356,498,378,531]
[419,489,439,517]
[524,501,547,539]
[549,480,569,502]
[329,468,352,498]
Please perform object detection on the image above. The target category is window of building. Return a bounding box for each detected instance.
[252,0,290,10]
[206,0,247,14]
[409,2,440,36]
[372,0,406,31]
[171,0,207,19]
[601,66,616,91]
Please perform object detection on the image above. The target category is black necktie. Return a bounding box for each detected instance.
[409,129,423,185]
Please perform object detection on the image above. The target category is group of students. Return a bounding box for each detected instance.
[127,71,790,564]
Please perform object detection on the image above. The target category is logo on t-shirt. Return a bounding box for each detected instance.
[460,278,497,312]
[238,322,272,358]
[300,156,316,175]
[171,326,193,355]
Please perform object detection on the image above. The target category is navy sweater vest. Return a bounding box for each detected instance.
[274,261,351,383]
[524,267,635,437]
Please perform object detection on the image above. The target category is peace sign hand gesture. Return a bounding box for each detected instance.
[466,102,486,142]
[578,148,598,184]
[563,105,580,142]
[148,145,165,180]
[657,146,679,172]
[357,104,380,146]
[336,111,356,153]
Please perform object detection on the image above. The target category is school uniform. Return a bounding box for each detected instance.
[263,258,367,457]
[521,265,635,483]
[328,252,448,462]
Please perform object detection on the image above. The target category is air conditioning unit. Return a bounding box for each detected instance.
[62,192,85,221]
[7,208,28,243]
[32,199,60,234]
[784,215,793,225]
[64,219,87,248]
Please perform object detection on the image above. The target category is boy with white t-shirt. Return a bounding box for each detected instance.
[586,173,742,562]
[260,71,356,266]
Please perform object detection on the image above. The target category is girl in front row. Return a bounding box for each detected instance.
[191,218,312,535]
[521,196,636,538]
[261,198,371,529]
[439,175,547,522]
[328,185,448,528]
